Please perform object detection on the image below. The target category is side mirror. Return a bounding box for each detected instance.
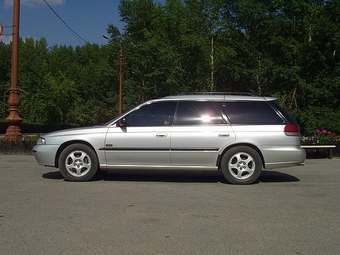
[117,118,127,127]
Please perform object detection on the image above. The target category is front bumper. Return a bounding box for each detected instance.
[32,144,59,167]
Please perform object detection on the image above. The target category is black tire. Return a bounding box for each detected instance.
[58,143,98,182]
[221,146,262,185]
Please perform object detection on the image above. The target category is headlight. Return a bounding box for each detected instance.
[36,137,46,145]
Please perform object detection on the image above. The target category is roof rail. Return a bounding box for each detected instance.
[180,92,259,96]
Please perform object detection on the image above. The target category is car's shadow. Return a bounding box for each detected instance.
[259,170,300,183]
[42,171,64,180]
[42,170,299,184]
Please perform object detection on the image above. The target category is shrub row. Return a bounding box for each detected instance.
[1,139,339,157]
[0,140,37,154]
[0,121,78,134]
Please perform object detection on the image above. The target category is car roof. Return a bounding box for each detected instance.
[158,92,276,102]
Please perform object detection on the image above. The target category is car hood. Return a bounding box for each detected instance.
[42,125,108,138]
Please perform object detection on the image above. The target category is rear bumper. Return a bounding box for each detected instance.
[262,146,306,169]
[265,160,305,169]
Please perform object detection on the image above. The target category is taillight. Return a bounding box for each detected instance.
[284,123,300,136]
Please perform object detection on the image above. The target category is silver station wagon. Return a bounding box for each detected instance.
[33,93,306,184]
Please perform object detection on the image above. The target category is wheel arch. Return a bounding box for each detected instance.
[55,140,98,168]
[217,143,265,169]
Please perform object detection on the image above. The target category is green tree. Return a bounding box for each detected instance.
[2,0,340,136]
[73,43,118,124]
[0,42,12,122]
[17,37,49,123]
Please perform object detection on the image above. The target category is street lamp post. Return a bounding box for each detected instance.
[5,0,22,141]
[103,34,123,115]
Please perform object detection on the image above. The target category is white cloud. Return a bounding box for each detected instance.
[0,35,12,44]
[0,36,41,44]
[4,0,65,8]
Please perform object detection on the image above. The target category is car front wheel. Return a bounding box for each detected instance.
[58,143,98,182]
[221,146,262,185]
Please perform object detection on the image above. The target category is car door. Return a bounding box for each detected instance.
[171,101,236,169]
[104,101,177,168]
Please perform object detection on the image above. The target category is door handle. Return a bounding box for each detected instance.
[218,133,230,137]
[156,133,168,138]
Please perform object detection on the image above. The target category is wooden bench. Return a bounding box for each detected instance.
[301,145,336,159]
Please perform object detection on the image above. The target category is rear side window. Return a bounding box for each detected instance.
[174,101,225,125]
[217,101,284,124]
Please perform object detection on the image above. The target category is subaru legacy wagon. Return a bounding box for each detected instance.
[33,93,305,184]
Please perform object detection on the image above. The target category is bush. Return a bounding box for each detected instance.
[0,140,37,154]
[0,120,79,134]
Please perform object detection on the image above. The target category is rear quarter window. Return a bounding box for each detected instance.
[217,101,284,124]
[174,101,225,125]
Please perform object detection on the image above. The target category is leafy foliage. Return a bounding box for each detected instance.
[0,0,339,135]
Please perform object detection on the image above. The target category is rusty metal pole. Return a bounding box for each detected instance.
[142,79,145,102]
[5,0,22,141]
[118,46,123,115]
[102,35,123,115]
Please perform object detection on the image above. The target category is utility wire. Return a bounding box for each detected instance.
[43,0,88,45]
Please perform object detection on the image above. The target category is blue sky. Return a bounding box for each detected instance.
[0,0,164,47]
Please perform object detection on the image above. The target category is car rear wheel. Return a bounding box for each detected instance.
[58,143,98,182]
[221,146,262,185]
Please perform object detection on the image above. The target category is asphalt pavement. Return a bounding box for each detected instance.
[1,154,339,255]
